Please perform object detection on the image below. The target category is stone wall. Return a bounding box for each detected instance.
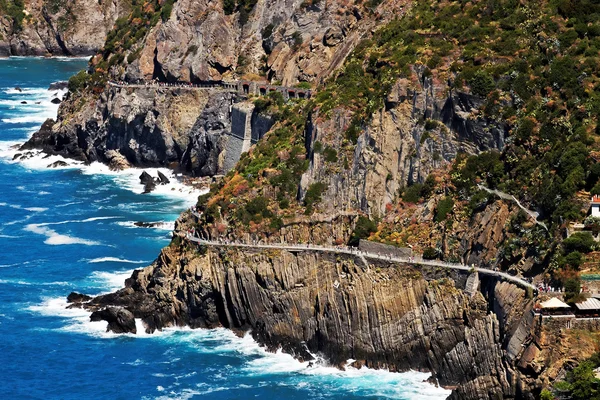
[358,239,411,258]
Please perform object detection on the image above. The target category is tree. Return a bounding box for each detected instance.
[568,361,600,400]
[564,277,583,304]
[564,251,583,269]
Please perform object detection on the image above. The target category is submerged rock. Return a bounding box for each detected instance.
[47,161,68,168]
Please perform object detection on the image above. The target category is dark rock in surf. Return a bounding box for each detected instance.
[157,171,170,184]
[134,221,162,228]
[90,307,136,334]
[50,98,61,104]
[67,292,93,303]
[139,171,156,193]
[48,81,68,91]
[47,160,68,168]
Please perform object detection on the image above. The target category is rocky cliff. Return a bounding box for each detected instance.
[0,0,126,56]
[76,225,544,399]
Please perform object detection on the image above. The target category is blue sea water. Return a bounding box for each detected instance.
[0,58,451,400]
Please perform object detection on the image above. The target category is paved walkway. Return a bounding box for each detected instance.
[183,234,537,292]
[477,184,548,231]
[108,80,312,98]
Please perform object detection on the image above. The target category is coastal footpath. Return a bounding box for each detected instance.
[77,228,535,400]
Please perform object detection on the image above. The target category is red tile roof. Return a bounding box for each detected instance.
[592,195,600,204]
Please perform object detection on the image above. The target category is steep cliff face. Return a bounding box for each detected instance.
[81,232,544,400]
[0,0,125,56]
[22,0,413,172]
[302,71,507,217]
[121,0,406,85]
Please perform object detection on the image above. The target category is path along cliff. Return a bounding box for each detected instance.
[77,224,541,400]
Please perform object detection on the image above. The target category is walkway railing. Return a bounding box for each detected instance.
[182,234,537,292]
[107,80,312,99]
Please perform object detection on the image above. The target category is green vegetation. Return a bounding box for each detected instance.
[291,31,303,50]
[349,216,378,246]
[0,0,25,31]
[434,197,454,223]
[81,0,177,91]
[402,175,435,203]
[222,0,257,25]
[311,0,600,230]
[304,182,327,214]
[564,277,584,304]
[553,355,600,400]
[68,71,91,93]
[161,0,175,21]
[564,232,596,254]
[323,147,338,163]
[423,247,438,260]
[235,196,272,224]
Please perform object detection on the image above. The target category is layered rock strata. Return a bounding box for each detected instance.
[81,236,539,400]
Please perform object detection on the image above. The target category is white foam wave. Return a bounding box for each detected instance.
[1,115,51,124]
[24,207,48,212]
[87,257,148,264]
[0,202,46,212]
[33,216,119,227]
[88,269,135,291]
[116,221,175,231]
[157,329,452,399]
[2,88,52,95]
[80,162,203,203]
[24,223,101,246]
[0,279,70,286]
[27,298,449,399]
[0,140,202,205]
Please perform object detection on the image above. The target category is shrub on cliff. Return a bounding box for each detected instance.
[423,247,438,260]
[434,197,454,223]
[0,0,25,31]
[304,182,327,214]
[68,71,91,93]
[564,232,596,254]
[349,216,377,247]
[161,0,175,22]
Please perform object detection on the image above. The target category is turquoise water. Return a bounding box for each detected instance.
[0,58,450,400]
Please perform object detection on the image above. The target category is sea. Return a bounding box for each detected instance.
[0,58,451,400]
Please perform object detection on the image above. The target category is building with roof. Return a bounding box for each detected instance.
[575,297,600,318]
[592,195,600,217]
[537,298,573,316]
